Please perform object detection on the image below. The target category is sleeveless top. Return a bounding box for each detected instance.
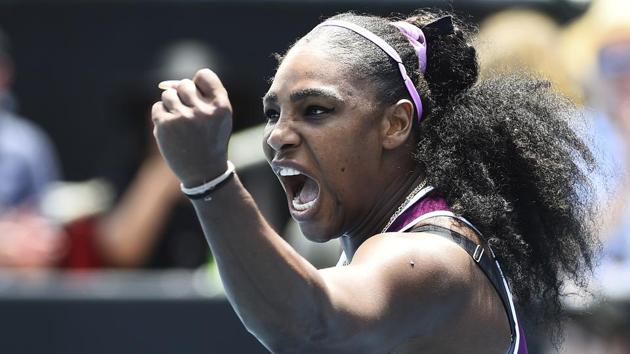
[337,186,528,354]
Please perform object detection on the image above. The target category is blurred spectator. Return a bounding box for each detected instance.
[0,27,60,210]
[0,209,64,268]
[562,0,630,266]
[560,0,630,352]
[476,7,630,353]
[476,6,623,225]
[0,26,65,269]
[93,41,214,268]
[476,9,581,102]
[475,10,619,200]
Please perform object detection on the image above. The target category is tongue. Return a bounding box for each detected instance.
[297,178,319,204]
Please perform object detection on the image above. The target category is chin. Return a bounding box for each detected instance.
[297,221,340,243]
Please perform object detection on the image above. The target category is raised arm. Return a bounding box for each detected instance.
[151,69,473,353]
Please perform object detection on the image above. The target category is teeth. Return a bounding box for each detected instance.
[292,195,316,211]
[278,167,301,176]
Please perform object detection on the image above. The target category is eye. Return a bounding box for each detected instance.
[265,109,280,121]
[305,106,334,117]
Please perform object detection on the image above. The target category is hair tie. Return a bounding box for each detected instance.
[390,21,427,74]
[421,16,455,36]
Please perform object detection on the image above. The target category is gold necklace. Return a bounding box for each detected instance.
[380,178,428,233]
[341,178,429,266]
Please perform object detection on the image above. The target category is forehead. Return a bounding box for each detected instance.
[267,42,357,99]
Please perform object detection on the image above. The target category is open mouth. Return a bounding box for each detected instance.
[276,167,321,213]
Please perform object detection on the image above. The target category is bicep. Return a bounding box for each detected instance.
[315,234,472,353]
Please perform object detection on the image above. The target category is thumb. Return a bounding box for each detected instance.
[158,80,181,90]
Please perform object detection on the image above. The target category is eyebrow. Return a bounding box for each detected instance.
[262,87,343,105]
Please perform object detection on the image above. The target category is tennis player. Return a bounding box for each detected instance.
[152,10,598,354]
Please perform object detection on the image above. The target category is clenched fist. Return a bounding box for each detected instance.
[152,68,233,187]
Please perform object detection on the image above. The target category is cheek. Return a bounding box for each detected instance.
[314,129,381,194]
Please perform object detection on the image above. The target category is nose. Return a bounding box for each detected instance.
[265,118,300,153]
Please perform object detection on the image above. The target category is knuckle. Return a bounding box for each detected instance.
[152,112,168,124]
[181,108,195,119]
[179,81,200,103]
[167,87,179,97]
[196,68,213,78]
[178,79,193,91]
[213,105,232,118]
[194,105,213,117]
[176,90,190,102]
[195,68,219,85]
[152,102,169,120]
[180,83,196,98]
[161,89,172,101]
[216,97,233,112]
[151,101,162,113]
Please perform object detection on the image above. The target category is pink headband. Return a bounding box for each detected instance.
[315,20,427,122]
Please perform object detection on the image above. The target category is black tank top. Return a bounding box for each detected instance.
[408,224,524,354]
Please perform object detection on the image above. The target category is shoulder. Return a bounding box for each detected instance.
[0,111,56,158]
[354,227,475,270]
[1,111,50,143]
[321,229,480,343]
[319,222,511,352]
[348,228,478,301]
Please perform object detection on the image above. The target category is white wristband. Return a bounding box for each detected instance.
[180,161,236,199]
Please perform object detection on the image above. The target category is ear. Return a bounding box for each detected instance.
[380,99,414,150]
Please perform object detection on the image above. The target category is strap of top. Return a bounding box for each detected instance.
[335,190,524,353]
[408,224,517,351]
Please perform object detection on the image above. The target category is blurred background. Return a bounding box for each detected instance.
[0,0,629,353]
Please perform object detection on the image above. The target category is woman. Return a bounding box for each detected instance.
[152,9,598,354]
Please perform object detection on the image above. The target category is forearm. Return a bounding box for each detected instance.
[191,174,329,349]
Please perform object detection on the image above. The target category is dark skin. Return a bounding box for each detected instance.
[152,40,510,353]
[262,45,424,255]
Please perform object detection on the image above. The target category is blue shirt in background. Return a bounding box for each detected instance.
[0,109,59,210]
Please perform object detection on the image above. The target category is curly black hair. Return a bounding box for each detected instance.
[283,9,600,338]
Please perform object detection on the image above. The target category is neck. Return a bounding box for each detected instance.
[340,164,425,260]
